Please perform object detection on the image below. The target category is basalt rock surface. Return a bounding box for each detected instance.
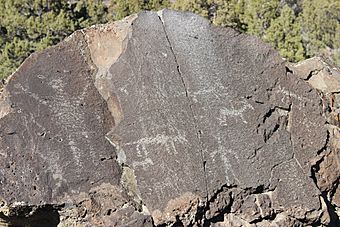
[0,10,339,226]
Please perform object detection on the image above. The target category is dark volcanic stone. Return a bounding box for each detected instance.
[0,9,336,226]
[0,32,121,205]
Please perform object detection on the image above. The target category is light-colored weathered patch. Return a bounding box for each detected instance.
[120,165,143,210]
[83,15,137,126]
[0,90,13,119]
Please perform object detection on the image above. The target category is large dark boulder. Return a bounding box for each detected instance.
[0,10,338,226]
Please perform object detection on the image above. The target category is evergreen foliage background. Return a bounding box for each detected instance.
[0,0,339,78]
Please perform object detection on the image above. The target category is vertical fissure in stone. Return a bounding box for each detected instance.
[157,11,210,210]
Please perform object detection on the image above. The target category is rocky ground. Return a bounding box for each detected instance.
[0,10,339,227]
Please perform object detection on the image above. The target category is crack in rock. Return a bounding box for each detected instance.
[157,10,210,211]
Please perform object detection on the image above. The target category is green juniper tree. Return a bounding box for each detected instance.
[242,0,280,37]
[209,0,246,31]
[265,5,304,61]
[0,0,71,78]
[0,0,339,79]
[111,0,169,20]
[75,0,112,27]
[301,0,339,60]
[0,0,111,78]
[171,0,209,17]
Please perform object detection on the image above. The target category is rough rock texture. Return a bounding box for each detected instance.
[287,57,340,226]
[0,10,339,226]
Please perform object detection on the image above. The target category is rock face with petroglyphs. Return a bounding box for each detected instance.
[0,10,339,226]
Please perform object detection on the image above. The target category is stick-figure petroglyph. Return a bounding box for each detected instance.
[218,101,254,125]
